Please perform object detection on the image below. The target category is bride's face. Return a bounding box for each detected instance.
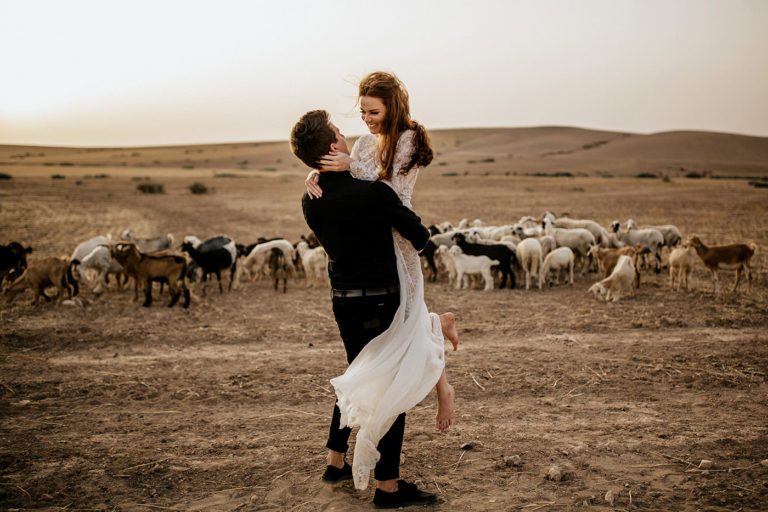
[360,96,386,135]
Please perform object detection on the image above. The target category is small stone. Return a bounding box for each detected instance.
[760,459,768,468]
[545,465,563,482]
[604,490,615,506]
[461,442,475,451]
[698,459,713,469]
[504,454,522,467]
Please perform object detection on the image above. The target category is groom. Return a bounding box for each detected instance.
[292,110,437,508]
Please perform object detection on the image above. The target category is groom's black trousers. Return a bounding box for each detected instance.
[326,291,404,482]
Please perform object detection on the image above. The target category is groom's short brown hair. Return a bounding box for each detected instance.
[290,110,336,169]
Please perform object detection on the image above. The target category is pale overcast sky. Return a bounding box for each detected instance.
[1,0,766,146]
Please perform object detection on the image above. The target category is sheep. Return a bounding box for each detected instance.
[512,223,543,239]
[626,219,682,254]
[110,243,190,308]
[446,246,497,290]
[553,217,616,248]
[295,241,328,287]
[540,247,574,286]
[542,220,596,275]
[515,238,543,290]
[119,230,174,253]
[610,221,663,273]
[3,256,79,305]
[268,247,288,293]
[180,236,238,294]
[475,225,515,241]
[687,236,757,293]
[452,232,517,289]
[241,239,296,280]
[668,242,698,292]
[588,255,636,302]
[1,242,32,287]
[536,235,556,258]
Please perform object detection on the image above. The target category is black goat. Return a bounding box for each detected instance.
[181,237,237,293]
[419,239,439,281]
[1,242,32,287]
[268,247,288,293]
[452,232,517,289]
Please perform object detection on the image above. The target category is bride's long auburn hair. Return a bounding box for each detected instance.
[358,72,433,180]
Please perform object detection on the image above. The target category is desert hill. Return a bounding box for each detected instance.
[1,127,766,178]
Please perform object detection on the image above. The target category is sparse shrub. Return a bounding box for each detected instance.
[59,162,74,166]
[480,158,495,163]
[0,172,12,180]
[131,152,141,157]
[214,173,239,178]
[438,162,447,166]
[685,171,703,179]
[467,160,476,164]
[44,162,55,166]
[188,182,208,194]
[636,172,658,179]
[51,174,66,179]
[441,172,459,177]
[261,167,277,172]
[661,175,671,183]
[137,183,164,194]
[505,171,510,176]
[131,176,143,181]
[525,172,573,178]
[75,180,83,185]
[749,180,768,188]
[571,186,585,192]
[182,163,195,169]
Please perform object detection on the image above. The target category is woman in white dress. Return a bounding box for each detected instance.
[306,71,458,489]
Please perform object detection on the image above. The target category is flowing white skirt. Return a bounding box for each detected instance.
[330,232,445,490]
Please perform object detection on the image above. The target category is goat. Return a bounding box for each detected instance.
[110,243,189,308]
[1,242,33,287]
[610,221,663,273]
[419,239,439,281]
[241,239,296,280]
[181,237,238,294]
[452,232,516,289]
[76,245,126,294]
[542,220,596,275]
[669,242,697,292]
[588,255,636,302]
[120,230,174,253]
[4,256,79,305]
[446,246,497,290]
[587,244,639,279]
[687,236,757,293]
[268,247,288,292]
[295,241,328,287]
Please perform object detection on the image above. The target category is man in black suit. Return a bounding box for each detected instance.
[292,110,437,508]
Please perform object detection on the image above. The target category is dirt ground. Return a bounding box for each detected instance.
[1,169,767,511]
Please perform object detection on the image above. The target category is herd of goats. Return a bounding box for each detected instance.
[0,212,759,308]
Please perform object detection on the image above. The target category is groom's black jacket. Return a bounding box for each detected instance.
[302,171,430,290]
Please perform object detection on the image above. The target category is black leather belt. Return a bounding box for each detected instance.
[331,285,400,298]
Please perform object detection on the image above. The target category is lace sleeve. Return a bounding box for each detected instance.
[389,130,420,208]
[349,134,379,181]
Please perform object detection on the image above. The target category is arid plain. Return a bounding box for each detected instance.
[1,127,767,511]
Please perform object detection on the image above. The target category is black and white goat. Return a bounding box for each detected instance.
[180,236,238,294]
[452,232,517,289]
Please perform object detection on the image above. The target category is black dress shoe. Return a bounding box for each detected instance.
[373,480,437,509]
[321,462,352,484]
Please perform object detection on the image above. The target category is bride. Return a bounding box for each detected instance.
[306,71,458,489]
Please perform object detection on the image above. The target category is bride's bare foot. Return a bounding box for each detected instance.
[440,312,458,351]
[435,383,455,432]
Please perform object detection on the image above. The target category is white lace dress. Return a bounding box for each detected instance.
[330,131,446,490]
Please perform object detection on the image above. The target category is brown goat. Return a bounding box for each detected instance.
[3,256,79,305]
[587,243,642,287]
[268,247,288,293]
[687,236,757,293]
[110,243,190,308]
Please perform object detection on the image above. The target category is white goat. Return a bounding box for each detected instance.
[543,220,596,275]
[626,219,682,253]
[610,221,664,273]
[75,245,124,294]
[295,241,328,287]
[541,246,575,285]
[516,238,543,290]
[241,239,295,280]
[669,243,697,292]
[447,246,498,291]
[588,255,636,302]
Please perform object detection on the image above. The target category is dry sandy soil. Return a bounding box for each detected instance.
[1,130,767,511]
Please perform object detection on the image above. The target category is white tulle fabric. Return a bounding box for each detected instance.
[331,131,445,489]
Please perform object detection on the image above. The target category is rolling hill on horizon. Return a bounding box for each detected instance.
[2,126,767,178]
